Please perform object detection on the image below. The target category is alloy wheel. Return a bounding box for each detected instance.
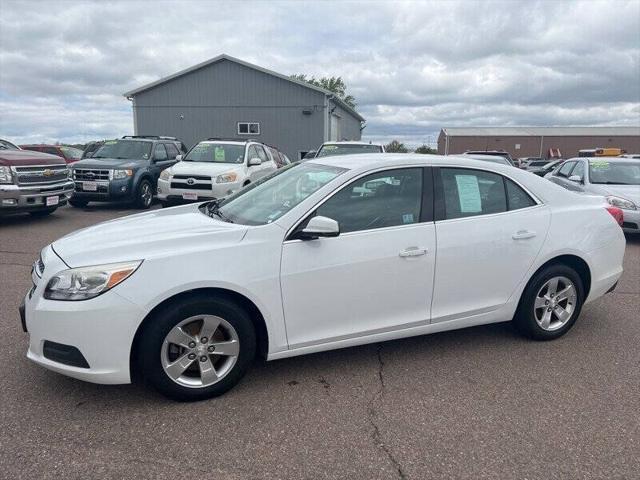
[533,276,577,331]
[141,183,152,207]
[160,315,240,388]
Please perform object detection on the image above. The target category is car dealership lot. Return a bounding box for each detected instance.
[1,205,639,479]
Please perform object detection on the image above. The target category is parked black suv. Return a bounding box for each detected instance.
[69,136,186,209]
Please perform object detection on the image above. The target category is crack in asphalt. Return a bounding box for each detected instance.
[368,344,407,480]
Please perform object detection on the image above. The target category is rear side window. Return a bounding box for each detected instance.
[441,168,506,219]
[505,179,536,210]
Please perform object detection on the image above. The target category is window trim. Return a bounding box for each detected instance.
[285,166,434,242]
[433,166,541,222]
[237,122,260,135]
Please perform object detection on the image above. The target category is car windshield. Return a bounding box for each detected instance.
[0,139,19,150]
[184,143,245,163]
[93,140,152,160]
[202,162,348,225]
[59,146,83,160]
[589,160,640,185]
[316,144,382,157]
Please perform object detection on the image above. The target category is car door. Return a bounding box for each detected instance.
[280,167,436,348]
[431,167,550,322]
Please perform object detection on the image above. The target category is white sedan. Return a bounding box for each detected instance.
[22,154,625,401]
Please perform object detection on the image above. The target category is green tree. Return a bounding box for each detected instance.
[414,145,436,154]
[385,140,408,153]
[291,74,356,108]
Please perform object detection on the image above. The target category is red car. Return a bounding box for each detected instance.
[20,144,83,164]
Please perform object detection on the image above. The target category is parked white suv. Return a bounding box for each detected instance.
[157,139,279,206]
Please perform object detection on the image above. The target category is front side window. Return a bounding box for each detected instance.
[589,160,640,185]
[441,168,507,219]
[93,140,153,160]
[165,143,179,159]
[210,162,347,225]
[154,144,167,160]
[238,122,260,135]
[316,144,383,158]
[557,162,575,177]
[254,145,268,162]
[571,161,585,180]
[314,168,423,233]
[183,143,245,164]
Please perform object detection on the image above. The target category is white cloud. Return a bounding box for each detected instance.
[0,0,638,147]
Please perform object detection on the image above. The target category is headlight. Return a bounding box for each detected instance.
[112,169,133,180]
[606,195,637,210]
[0,166,13,184]
[44,260,142,301]
[216,172,238,183]
[159,169,171,180]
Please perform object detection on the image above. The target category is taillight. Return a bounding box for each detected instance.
[605,206,623,226]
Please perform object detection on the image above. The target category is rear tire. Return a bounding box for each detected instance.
[513,264,584,340]
[134,179,153,209]
[69,199,89,208]
[138,295,256,401]
[29,207,57,217]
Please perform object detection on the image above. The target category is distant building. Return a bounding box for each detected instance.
[124,54,365,160]
[437,126,640,158]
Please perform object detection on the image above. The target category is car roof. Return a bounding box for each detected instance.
[321,141,384,146]
[567,156,640,162]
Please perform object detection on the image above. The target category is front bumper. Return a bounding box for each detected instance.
[72,177,135,202]
[157,177,241,202]
[0,181,73,213]
[620,208,640,233]
[23,246,143,384]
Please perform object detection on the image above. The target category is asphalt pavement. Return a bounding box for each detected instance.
[1,203,638,479]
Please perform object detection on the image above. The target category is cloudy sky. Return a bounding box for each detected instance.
[1,0,639,147]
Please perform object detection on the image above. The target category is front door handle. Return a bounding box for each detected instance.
[512,230,536,240]
[399,247,428,257]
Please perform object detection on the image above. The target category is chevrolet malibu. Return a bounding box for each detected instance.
[22,154,625,401]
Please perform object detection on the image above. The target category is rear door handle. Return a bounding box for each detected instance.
[399,247,428,257]
[512,230,536,240]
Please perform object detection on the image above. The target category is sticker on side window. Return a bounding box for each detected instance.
[590,161,610,169]
[455,175,482,213]
[402,213,414,224]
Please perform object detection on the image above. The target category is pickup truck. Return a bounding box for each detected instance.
[0,141,74,217]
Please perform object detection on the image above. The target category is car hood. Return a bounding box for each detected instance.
[169,161,243,177]
[0,150,66,167]
[53,203,248,267]
[587,184,640,205]
[72,158,144,169]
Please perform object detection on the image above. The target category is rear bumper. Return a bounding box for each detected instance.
[0,181,73,213]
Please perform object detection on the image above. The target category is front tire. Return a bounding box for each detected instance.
[513,264,584,340]
[138,295,256,401]
[134,179,153,209]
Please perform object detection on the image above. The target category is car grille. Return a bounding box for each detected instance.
[14,165,69,186]
[73,168,110,181]
[171,175,212,190]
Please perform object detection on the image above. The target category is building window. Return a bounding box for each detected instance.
[238,122,260,135]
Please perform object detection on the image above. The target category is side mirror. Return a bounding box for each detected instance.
[299,216,340,240]
[248,157,262,166]
[175,154,183,161]
[568,175,583,183]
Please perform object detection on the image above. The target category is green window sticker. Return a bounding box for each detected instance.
[590,160,610,169]
[104,140,117,145]
[214,147,225,162]
[455,174,482,213]
[324,145,338,150]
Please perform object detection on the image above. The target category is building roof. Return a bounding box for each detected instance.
[441,126,640,137]
[123,53,365,122]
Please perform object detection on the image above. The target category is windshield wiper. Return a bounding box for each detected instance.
[204,199,233,223]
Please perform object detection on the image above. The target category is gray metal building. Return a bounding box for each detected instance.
[123,54,365,160]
